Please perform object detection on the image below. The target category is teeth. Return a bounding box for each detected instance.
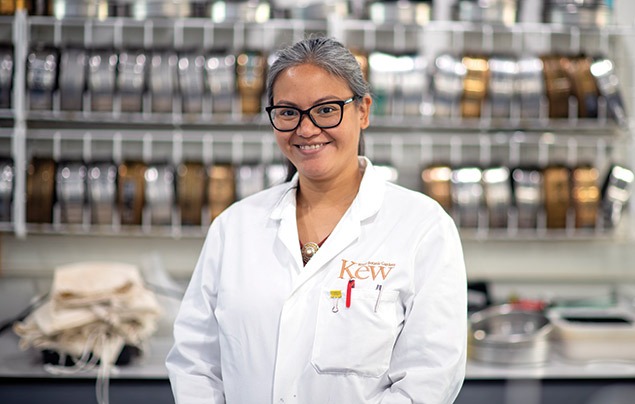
[298,143,325,150]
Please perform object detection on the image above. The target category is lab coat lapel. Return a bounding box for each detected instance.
[291,157,385,293]
[275,201,362,294]
[295,209,361,285]
[278,206,303,270]
[270,182,304,271]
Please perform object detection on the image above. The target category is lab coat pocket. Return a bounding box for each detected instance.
[311,288,400,377]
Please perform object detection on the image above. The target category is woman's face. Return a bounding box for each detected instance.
[271,63,372,183]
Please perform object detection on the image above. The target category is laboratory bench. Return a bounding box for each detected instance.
[1,277,635,404]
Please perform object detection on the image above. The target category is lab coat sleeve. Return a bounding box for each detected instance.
[165,220,226,404]
[382,212,468,404]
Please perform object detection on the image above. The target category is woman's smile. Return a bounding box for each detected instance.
[296,142,332,152]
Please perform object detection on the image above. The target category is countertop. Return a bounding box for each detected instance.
[2,277,635,381]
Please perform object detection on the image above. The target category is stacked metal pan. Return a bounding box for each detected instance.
[25,47,262,115]
[24,157,287,227]
[544,0,611,27]
[26,47,58,111]
[427,53,627,124]
[0,48,11,109]
[0,158,12,222]
[453,0,518,26]
[421,164,633,231]
[469,304,553,365]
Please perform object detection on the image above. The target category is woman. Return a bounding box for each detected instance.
[166,37,467,403]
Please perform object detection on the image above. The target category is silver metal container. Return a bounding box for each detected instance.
[271,0,346,20]
[482,166,512,228]
[132,0,191,19]
[515,56,544,120]
[488,56,517,119]
[369,0,431,25]
[398,54,428,117]
[469,304,553,365]
[26,48,58,111]
[56,161,87,225]
[369,52,427,117]
[454,0,517,26]
[145,164,175,225]
[52,0,111,19]
[208,0,270,22]
[117,50,147,113]
[512,167,543,229]
[59,48,87,111]
[545,0,610,27]
[432,53,466,118]
[451,167,483,228]
[205,53,236,114]
[178,53,206,114]
[601,165,634,228]
[87,162,117,225]
[590,57,626,126]
[0,48,12,109]
[149,51,178,114]
[0,159,13,222]
[88,50,118,112]
[368,51,398,116]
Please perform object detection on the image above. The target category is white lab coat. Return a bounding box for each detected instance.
[166,157,467,404]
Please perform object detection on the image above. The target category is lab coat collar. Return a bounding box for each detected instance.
[269,156,385,222]
[351,156,385,221]
[269,176,298,222]
[269,157,386,274]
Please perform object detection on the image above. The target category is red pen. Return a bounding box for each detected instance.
[346,279,355,308]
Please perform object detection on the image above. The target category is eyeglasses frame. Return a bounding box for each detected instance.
[265,95,360,132]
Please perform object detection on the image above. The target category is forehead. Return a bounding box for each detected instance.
[272,64,350,101]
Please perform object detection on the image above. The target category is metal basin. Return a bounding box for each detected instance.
[469,304,553,365]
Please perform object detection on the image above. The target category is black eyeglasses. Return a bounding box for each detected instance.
[265,96,360,132]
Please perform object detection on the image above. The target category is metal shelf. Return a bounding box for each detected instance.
[15,110,626,135]
[15,219,626,242]
[15,16,634,51]
[25,16,328,51]
[23,222,208,240]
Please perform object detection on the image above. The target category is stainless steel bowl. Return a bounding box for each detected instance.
[469,304,553,365]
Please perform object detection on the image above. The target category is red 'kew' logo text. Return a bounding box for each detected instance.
[338,259,395,281]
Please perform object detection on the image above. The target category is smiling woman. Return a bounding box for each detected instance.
[268,61,370,191]
[166,36,468,404]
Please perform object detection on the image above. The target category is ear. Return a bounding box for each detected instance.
[358,95,373,129]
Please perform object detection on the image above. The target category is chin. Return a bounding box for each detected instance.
[297,162,333,180]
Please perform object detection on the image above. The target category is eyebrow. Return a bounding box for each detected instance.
[273,95,346,107]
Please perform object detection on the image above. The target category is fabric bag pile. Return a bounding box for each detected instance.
[13,261,162,404]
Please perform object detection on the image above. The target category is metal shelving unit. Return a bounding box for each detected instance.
[0,12,633,243]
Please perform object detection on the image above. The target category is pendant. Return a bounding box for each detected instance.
[301,241,320,265]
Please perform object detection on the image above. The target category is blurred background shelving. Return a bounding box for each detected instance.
[0,0,633,286]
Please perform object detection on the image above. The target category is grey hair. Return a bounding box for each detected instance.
[266,36,370,106]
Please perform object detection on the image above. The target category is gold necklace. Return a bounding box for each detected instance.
[301,241,320,265]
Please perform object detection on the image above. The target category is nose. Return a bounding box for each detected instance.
[295,113,321,137]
